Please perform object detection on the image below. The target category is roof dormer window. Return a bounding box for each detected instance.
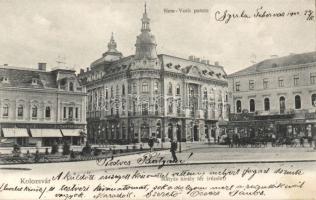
[1,76,9,83]
[69,82,74,91]
[32,78,38,85]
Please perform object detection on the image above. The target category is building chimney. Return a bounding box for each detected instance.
[38,63,46,71]
[214,61,219,66]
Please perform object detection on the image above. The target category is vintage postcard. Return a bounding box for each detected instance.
[0,0,315,199]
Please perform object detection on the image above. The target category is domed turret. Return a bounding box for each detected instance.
[134,3,157,60]
[102,32,123,61]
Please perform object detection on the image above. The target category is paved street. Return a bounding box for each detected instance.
[1,145,316,173]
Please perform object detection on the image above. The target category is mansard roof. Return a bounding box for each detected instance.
[0,66,79,89]
[159,54,227,81]
[229,51,316,77]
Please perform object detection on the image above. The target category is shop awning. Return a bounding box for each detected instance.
[61,129,82,137]
[2,128,29,137]
[30,129,62,138]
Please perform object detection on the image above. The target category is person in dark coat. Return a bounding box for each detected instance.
[148,137,154,152]
[170,140,178,162]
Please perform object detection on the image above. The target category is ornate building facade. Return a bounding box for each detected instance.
[78,6,229,144]
[227,52,316,139]
[0,63,87,147]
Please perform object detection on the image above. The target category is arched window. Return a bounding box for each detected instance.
[236,100,242,113]
[111,86,113,97]
[142,81,149,93]
[168,82,173,95]
[17,105,23,118]
[264,98,270,111]
[209,89,215,101]
[69,82,74,91]
[312,94,316,107]
[142,102,148,115]
[32,105,38,118]
[249,99,255,112]
[295,95,301,109]
[3,104,9,117]
[280,96,286,114]
[176,84,180,95]
[105,88,108,99]
[45,106,51,118]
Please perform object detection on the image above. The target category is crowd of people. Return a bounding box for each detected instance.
[221,132,314,148]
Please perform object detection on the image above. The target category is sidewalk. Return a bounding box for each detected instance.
[97,146,316,170]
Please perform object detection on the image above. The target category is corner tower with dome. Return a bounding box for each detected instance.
[78,4,229,145]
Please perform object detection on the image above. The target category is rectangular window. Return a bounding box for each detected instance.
[63,107,67,119]
[133,83,137,93]
[45,107,51,118]
[3,106,9,117]
[235,82,240,91]
[278,77,284,87]
[249,80,254,90]
[68,107,73,120]
[17,106,23,118]
[294,75,299,86]
[142,83,149,93]
[263,79,268,89]
[75,107,79,119]
[128,85,132,94]
[311,73,316,84]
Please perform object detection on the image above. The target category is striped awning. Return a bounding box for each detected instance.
[2,128,29,137]
[61,129,82,137]
[30,129,62,138]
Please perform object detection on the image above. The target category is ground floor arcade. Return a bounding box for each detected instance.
[87,117,225,144]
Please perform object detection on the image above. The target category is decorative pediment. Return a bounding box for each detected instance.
[187,65,202,77]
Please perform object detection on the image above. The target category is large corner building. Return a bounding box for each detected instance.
[78,6,229,144]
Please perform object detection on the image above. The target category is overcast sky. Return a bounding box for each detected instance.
[0,0,315,74]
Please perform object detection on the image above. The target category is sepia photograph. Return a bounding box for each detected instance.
[0,0,315,199]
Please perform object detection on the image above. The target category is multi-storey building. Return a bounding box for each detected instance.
[78,6,229,144]
[227,52,316,139]
[0,63,87,147]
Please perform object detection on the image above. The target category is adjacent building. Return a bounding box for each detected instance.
[227,52,316,139]
[0,63,87,147]
[78,6,229,144]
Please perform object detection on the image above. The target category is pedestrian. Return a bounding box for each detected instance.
[148,137,154,152]
[170,139,178,162]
